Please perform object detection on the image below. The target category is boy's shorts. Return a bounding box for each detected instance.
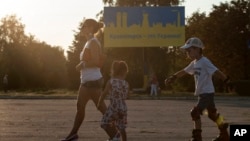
[197,93,216,113]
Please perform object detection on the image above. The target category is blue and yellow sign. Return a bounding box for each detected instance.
[104,7,185,48]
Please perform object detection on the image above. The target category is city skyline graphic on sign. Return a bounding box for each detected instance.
[104,7,185,47]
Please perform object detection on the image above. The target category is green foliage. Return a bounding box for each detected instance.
[2,0,245,93]
[186,0,250,92]
[204,0,250,80]
[0,15,67,90]
[174,75,194,92]
[233,80,250,96]
[66,21,87,89]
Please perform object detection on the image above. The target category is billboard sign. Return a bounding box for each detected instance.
[104,7,185,47]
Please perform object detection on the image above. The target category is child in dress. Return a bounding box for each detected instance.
[98,60,129,141]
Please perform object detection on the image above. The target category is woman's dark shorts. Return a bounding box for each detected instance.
[81,78,103,88]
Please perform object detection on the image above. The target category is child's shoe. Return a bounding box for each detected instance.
[112,137,120,141]
[106,131,120,141]
[212,123,229,141]
[106,138,119,141]
[61,134,78,141]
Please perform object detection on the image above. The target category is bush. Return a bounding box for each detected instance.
[233,80,250,96]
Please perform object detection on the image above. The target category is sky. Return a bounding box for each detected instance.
[0,0,231,52]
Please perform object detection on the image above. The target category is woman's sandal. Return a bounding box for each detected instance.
[61,134,78,141]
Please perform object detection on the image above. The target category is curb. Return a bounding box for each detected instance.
[0,94,249,101]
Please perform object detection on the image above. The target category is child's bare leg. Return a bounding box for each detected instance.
[101,123,117,139]
[119,129,127,141]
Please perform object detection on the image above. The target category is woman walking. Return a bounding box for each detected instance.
[61,18,117,141]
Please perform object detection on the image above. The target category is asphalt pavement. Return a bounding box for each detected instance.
[0,97,249,141]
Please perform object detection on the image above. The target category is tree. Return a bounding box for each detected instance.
[186,0,250,92]
[66,21,88,89]
[204,0,250,80]
[0,15,28,88]
[0,15,68,90]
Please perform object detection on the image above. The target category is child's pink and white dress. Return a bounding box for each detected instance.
[101,78,129,130]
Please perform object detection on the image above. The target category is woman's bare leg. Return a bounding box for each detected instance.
[66,85,90,139]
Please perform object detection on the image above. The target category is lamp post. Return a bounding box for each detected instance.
[167,46,177,94]
[167,46,176,73]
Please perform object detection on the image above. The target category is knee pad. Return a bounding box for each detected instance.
[190,106,201,121]
[207,108,218,122]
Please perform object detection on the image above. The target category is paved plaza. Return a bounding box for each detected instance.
[0,97,249,141]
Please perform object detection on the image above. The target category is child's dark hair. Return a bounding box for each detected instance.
[111,61,128,77]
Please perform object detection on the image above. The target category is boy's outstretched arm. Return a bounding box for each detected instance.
[165,70,187,85]
[173,70,187,78]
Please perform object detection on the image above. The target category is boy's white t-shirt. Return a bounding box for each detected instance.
[80,38,102,84]
[184,56,218,95]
